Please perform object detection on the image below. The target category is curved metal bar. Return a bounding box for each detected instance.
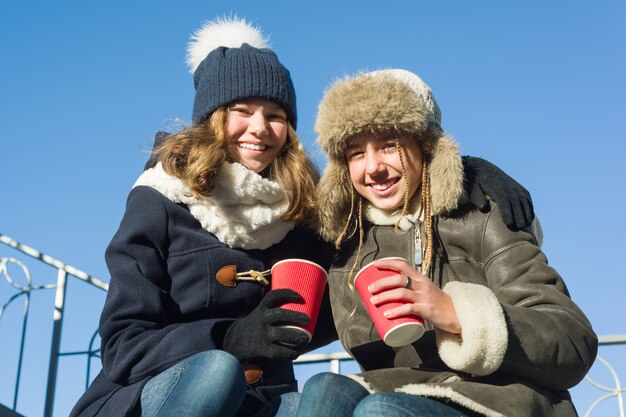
[0,257,32,409]
[0,289,28,319]
[585,393,621,417]
[1,257,31,289]
[86,328,102,389]
[0,257,56,320]
[583,355,625,417]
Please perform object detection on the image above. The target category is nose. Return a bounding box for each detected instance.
[364,150,385,176]
[248,111,269,137]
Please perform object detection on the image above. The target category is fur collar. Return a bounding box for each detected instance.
[133,162,294,249]
[365,199,423,230]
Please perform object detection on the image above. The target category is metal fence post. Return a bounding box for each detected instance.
[43,269,68,417]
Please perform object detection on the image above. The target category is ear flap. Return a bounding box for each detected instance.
[429,134,464,215]
[315,159,355,242]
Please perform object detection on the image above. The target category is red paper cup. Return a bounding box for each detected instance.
[271,259,328,342]
[354,257,425,347]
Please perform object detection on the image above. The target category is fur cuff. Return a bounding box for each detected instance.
[436,282,508,376]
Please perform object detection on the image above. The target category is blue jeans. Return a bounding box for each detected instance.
[296,373,472,417]
[140,350,246,417]
[140,350,299,417]
[255,392,301,417]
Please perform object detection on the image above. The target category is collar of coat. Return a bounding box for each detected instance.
[133,162,294,250]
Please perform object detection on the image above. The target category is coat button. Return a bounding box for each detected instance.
[244,363,263,384]
[216,265,237,287]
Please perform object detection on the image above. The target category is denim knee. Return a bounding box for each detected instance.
[141,350,247,417]
[191,350,242,375]
[355,393,469,417]
[303,372,360,393]
[183,350,245,389]
[297,373,370,417]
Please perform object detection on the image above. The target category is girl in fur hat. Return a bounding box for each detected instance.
[70,17,536,417]
[294,69,597,417]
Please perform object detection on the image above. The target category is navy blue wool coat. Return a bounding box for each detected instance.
[70,186,336,417]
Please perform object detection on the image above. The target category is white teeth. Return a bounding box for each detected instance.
[239,143,267,151]
[372,180,395,191]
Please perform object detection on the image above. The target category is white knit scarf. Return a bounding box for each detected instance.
[133,162,295,249]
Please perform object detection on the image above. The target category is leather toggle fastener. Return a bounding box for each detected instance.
[215,265,271,287]
[244,363,263,384]
[216,265,238,287]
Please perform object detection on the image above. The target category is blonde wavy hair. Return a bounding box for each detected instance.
[153,106,319,223]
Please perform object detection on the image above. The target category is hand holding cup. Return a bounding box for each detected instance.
[368,257,462,336]
[270,259,328,343]
[354,257,425,347]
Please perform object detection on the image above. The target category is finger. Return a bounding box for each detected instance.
[265,341,302,360]
[510,199,525,230]
[369,287,417,306]
[524,197,535,222]
[519,194,535,228]
[515,201,528,230]
[370,258,415,277]
[266,308,311,327]
[368,260,423,293]
[270,326,311,347]
[262,289,304,308]
[366,274,407,294]
[382,302,421,320]
[469,183,488,211]
[498,199,515,230]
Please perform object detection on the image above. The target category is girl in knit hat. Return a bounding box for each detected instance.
[293,69,597,417]
[70,17,537,417]
[70,17,337,417]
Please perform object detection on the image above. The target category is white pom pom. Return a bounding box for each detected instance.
[186,16,271,73]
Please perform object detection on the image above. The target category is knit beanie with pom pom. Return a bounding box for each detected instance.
[187,17,297,128]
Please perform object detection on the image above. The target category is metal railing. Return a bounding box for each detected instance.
[1,232,624,417]
[1,234,107,417]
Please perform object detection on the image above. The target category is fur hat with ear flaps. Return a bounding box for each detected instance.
[315,69,464,243]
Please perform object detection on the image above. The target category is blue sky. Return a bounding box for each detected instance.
[1,1,625,416]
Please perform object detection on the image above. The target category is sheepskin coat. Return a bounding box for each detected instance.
[314,70,597,417]
[70,164,336,417]
[324,196,597,416]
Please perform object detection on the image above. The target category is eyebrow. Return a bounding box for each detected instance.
[347,135,395,148]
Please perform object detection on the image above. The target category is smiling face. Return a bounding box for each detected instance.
[226,98,289,173]
[345,132,423,212]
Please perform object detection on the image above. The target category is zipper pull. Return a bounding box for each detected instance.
[414,225,422,267]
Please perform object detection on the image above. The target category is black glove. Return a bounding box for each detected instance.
[223,289,311,362]
[462,156,534,230]
[143,131,171,171]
